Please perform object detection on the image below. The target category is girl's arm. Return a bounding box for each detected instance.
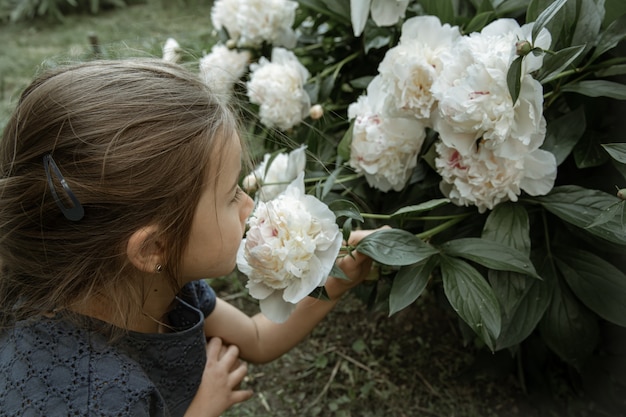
[203,229,377,364]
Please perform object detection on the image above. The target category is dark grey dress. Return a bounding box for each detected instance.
[0,280,217,417]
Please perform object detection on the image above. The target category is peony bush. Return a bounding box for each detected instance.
[177,0,626,390]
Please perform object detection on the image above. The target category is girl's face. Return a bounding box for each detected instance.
[180,134,254,281]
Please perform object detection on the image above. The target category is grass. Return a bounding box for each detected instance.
[0,0,215,127]
[0,1,619,416]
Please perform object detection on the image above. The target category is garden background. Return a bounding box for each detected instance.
[1,0,625,416]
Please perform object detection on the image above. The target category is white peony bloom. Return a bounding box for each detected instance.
[211,0,298,48]
[347,76,426,192]
[162,38,182,63]
[377,16,461,122]
[237,173,342,323]
[199,44,251,97]
[431,18,551,159]
[243,145,307,202]
[247,48,311,130]
[435,140,557,213]
[350,0,409,36]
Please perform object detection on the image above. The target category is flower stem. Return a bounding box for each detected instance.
[303,173,362,185]
[416,214,471,240]
[311,51,360,82]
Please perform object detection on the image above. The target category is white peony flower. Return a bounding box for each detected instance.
[347,76,426,192]
[435,140,557,213]
[242,145,307,202]
[377,16,461,122]
[211,0,298,48]
[199,44,251,97]
[237,173,342,323]
[247,47,311,130]
[431,18,551,159]
[162,38,182,63]
[350,0,409,36]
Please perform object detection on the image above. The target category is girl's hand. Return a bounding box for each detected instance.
[184,337,253,417]
[329,226,390,297]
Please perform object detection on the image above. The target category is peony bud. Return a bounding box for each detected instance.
[515,40,532,56]
[226,39,237,49]
[242,174,258,193]
[618,188,626,200]
[162,38,182,63]
[309,104,324,120]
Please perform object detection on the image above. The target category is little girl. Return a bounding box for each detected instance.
[0,59,376,416]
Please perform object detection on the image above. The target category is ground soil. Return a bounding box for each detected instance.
[214,276,609,417]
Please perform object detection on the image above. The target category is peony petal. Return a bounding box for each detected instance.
[260,290,297,323]
[283,255,325,303]
[236,240,253,275]
[520,149,557,196]
[371,0,409,27]
[286,146,307,181]
[247,281,275,300]
[351,0,372,36]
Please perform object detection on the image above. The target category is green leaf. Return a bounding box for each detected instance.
[538,45,586,83]
[297,0,350,25]
[440,238,540,278]
[389,198,451,218]
[419,0,456,24]
[561,80,626,100]
[321,165,342,199]
[541,106,586,166]
[591,13,626,62]
[341,217,353,246]
[308,285,331,301]
[491,267,553,350]
[605,0,626,26]
[337,122,353,161]
[320,0,351,21]
[329,199,364,222]
[482,203,531,255]
[363,27,394,53]
[330,263,350,281]
[602,143,626,164]
[584,201,622,228]
[440,256,501,351]
[463,11,495,34]
[573,132,609,169]
[595,64,626,77]
[534,185,626,244]
[495,0,530,16]
[572,0,605,49]
[539,276,599,368]
[356,229,439,266]
[506,56,524,105]
[555,247,626,327]
[349,76,374,90]
[531,0,567,42]
[389,256,439,316]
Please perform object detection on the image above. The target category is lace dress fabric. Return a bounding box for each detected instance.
[0,280,217,417]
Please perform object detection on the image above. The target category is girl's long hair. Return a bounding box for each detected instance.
[0,59,238,332]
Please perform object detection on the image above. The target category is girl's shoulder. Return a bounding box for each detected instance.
[0,317,163,416]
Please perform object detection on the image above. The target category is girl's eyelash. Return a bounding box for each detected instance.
[232,186,244,203]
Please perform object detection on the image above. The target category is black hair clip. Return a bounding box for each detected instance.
[43,154,85,221]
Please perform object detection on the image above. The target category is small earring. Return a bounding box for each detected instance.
[155,264,163,273]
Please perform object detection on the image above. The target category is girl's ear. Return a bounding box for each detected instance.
[126,225,165,273]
